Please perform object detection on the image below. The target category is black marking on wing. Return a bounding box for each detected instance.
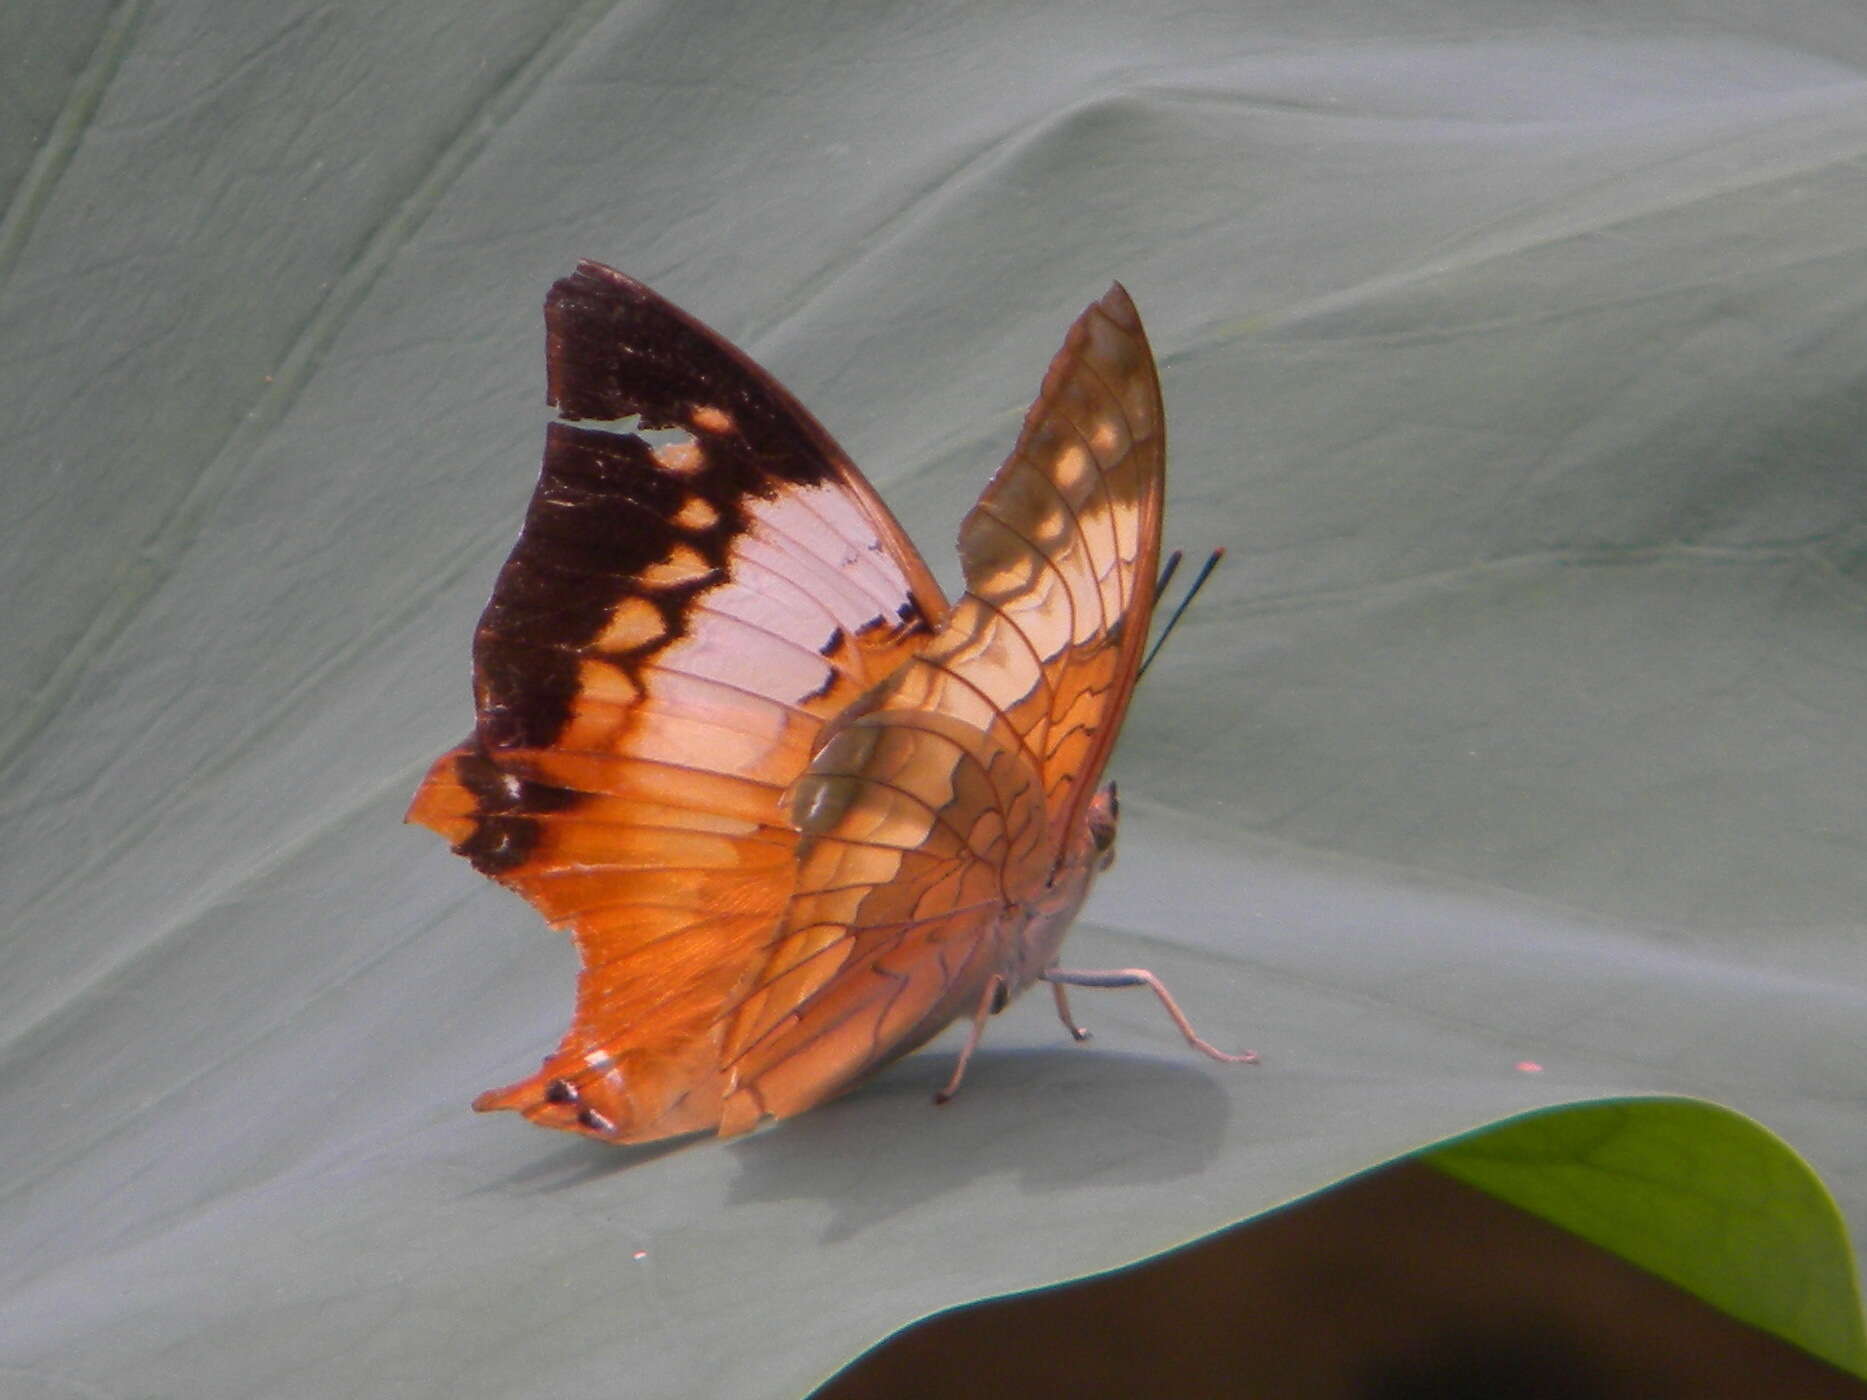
[451,747,582,874]
[546,262,850,486]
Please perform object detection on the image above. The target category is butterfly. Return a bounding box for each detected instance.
[407,261,1254,1144]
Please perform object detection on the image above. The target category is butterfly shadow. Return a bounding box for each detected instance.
[470,1126,711,1195]
[725,1045,1238,1243]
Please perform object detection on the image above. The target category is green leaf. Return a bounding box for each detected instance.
[1428,1098,1867,1377]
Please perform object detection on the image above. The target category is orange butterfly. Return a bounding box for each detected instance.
[408,262,1254,1144]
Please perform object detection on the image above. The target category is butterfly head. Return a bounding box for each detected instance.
[1088,782,1120,872]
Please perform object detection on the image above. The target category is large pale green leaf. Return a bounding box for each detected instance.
[2,2,1862,1397]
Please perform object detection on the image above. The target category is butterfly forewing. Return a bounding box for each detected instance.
[407,263,947,1143]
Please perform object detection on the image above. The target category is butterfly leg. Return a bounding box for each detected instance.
[935,974,1008,1105]
[1049,980,1093,1042]
[1042,967,1258,1064]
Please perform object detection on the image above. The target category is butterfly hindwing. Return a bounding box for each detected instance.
[716,286,1166,1132]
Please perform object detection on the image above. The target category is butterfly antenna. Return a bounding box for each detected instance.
[1154,548,1185,600]
[1138,547,1225,680]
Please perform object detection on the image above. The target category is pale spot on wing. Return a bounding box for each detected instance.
[676,495,720,531]
[594,596,668,651]
[1051,438,1093,494]
[690,404,733,434]
[640,544,718,588]
[1065,385,1134,472]
[576,656,645,707]
[654,440,706,477]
